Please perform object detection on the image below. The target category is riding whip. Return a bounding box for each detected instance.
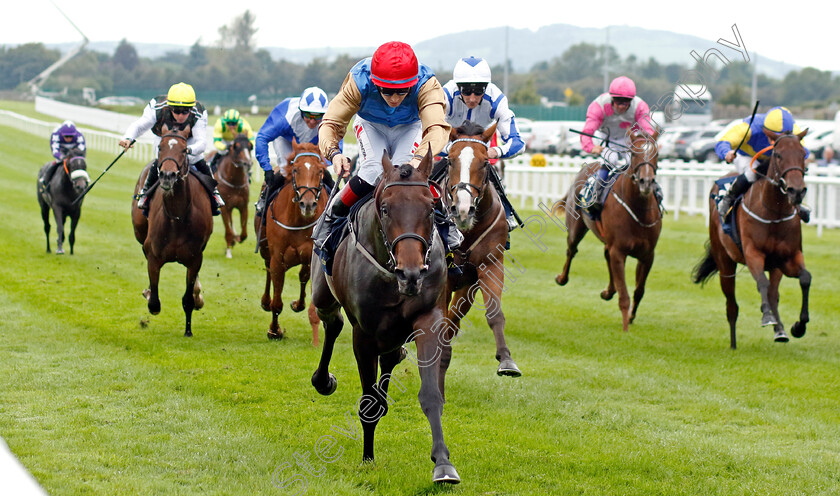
[734,100,760,155]
[569,129,630,150]
[72,139,135,205]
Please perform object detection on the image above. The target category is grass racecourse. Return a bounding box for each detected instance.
[1,118,840,496]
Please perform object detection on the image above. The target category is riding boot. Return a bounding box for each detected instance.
[579,175,600,210]
[194,160,225,215]
[313,176,374,251]
[39,160,60,193]
[653,182,665,212]
[433,209,464,277]
[430,157,449,184]
[719,173,751,219]
[256,174,285,220]
[136,165,159,213]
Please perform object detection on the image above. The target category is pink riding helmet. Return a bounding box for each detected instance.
[609,76,636,99]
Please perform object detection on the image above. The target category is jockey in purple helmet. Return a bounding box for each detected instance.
[579,76,662,213]
[40,121,87,187]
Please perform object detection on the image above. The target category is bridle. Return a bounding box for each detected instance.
[289,152,326,204]
[447,138,490,213]
[767,133,807,192]
[157,133,189,179]
[63,155,86,175]
[376,180,435,271]
[230,136,252,169]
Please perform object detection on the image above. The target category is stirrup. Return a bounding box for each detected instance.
[506,216,518,232]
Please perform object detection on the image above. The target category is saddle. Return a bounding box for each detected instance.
[580,170,622,221]
[315,191,374,275]
[139,168,217,215]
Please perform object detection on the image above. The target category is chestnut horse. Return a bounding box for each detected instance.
[37,148,90,254]
[310,152,460,484]
[131,123,213,337]
[258,141,326,343]
[556,129,662,331]
[693,129,810,349]
[211,133,252,258]
[443,121,521,376]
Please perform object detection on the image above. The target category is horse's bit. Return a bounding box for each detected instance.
[447,138,490,212]
[290,152,326,203]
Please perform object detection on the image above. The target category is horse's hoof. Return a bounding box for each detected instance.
[761,314,778,327]
[497,359,522,377]
[555,274,567,286]
[600,290,614,301]
[290,300,305,312]
[142,288,151,301]
[774,330,789,343]
[398,346,408,364]
[225,249,232,259]
[148,301,161,315]
[791,321,806,338]
[267,329,284,340]
[56,248,64,255]
[312,372,337,396]
[432,463,461,484]
[184,330,192,337]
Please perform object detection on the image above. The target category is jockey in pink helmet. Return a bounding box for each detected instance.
[578,76,661,214]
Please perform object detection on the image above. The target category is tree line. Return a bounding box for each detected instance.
[3,10,840,111]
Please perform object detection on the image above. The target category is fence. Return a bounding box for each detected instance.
[504,154,840,237]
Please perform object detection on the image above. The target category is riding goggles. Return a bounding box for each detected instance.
[300,110,325,121]
[376,85,412,96]
[612,97,632,106]
[170,106,191,115]
[459,84,487,96]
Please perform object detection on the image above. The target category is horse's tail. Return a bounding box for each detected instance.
[551,194,567,217]
[691,240,718,286]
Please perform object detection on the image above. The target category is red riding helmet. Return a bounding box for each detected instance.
[371,41,419,89]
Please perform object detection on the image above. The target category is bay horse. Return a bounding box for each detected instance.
[37,148,90,254]
[443,121,521,377]
[211,133,252,258]
[259,141,326,343]
[130,123,214,337]
[556,129,662,331]
[310,151,461,484]
[692,128,810,349]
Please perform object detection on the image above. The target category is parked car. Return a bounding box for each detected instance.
[802,128,834,158]
[676,128,721,161]
[658,127,694,159]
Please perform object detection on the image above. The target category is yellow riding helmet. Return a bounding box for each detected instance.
[223,109,241,126]
[762,106,795,134]
[167,82,196,107]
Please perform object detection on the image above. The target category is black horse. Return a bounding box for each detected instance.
[310,150,460,484]
[37,149,90,255]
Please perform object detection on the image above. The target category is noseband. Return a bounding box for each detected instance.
[447,138,490,211]
[377,181,435,271]
[290,152,325,203]
[768,134,807,191]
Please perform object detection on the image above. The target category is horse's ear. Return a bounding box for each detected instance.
[381,149,394,176]
[449,126,459,142]
[417,145,433,179]
[797,127,809,140]
[481,122,498,143]
[763,127,781,143]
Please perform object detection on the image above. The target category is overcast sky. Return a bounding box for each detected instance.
[5,0,838,73]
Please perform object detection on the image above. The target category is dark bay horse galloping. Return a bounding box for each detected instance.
[310,152,461,484]
[444,121,521,376]
[556,129,662,331]
[131,123,214,337]
[259,141,326,343]
[693,129,810,349]
[37,148,90,254]
[212,133,252,258]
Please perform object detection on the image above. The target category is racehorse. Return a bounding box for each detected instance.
[556,129,662,331]
[211,133,252,258]
[309,151,461,484]
[692,128,810,349]
[443,121,521,376]
[130,123,214,337]
[37,148,90,255]
[258,141,326,343]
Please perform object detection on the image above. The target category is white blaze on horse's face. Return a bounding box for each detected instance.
[168,138,178,150]
[304,161,312,170]
[456,147,475,221]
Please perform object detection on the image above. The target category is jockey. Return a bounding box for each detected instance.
[439,56,525,231]
[715,106,811,222]
[41,120,87,187]
[209,108,255,173]
[314,41,462,273]
[118,82,224,215]
[254,86,338,217]
[579,76,661,212]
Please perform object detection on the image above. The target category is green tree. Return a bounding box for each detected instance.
[218,10,258,51]
[187,40,208,70]
[113,39,139,71]
[510,78,540,105]
[0,43,59,89]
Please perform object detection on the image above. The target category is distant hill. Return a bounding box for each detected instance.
[46,24,803,79]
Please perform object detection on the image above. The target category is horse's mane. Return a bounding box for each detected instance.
[65,148,85,159]
[455,120,485,138]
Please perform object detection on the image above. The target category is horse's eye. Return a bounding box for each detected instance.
[380,205,388,216]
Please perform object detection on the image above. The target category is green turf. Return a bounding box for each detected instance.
[1,118,839,496]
